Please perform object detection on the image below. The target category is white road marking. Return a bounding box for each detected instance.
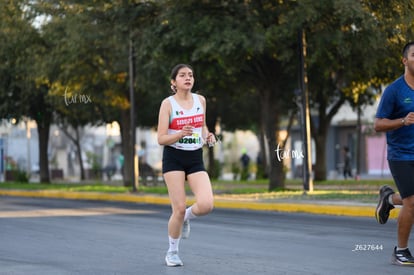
[0,207,155,218]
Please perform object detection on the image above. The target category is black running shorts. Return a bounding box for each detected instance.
[388,160,414,199]
[162,146,206,175]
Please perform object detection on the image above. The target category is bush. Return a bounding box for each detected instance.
[209,159,222,180]
[6,170,29,183]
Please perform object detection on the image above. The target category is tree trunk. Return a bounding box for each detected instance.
[59,126,85,180]
[205,95,218,178]
[37,122,50,183]
[260,89,285,191]
[312,96,345,181]
[257,129,268,179]
[314,134,327,181]
[120,108,133,187]
[267,122,285,191]
[206,118,217,178]
[74,128,85,180]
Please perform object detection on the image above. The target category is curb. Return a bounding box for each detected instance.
[0,189,400,219]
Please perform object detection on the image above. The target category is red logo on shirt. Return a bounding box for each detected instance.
[169,114,204,130]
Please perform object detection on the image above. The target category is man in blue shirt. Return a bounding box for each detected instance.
[375,41,414,266]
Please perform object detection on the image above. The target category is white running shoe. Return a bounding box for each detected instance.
[165,250,183,267]
[182,220,190,239]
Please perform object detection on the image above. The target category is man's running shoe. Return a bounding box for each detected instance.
[165,251,183,267]
[392,247,414,266]
[182,220,190,239]
[375,185,395,224]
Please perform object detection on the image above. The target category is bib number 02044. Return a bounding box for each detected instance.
[178,137,201,144]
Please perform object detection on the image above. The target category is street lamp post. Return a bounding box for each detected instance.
[298,28,313,193]
[129,37,138,191]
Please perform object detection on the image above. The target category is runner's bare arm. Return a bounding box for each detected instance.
[374,114,414,132]
[157,99,190,145]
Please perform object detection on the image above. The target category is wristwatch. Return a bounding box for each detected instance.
[402,118,406,126]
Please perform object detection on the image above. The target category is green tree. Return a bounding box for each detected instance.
[0,0,53,182]
[138,0,299,190]
[287,0,414,181]
[32,0,158,186]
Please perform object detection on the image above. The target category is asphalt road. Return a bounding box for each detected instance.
[0,196,412,275]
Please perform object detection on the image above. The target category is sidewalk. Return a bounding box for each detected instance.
[0,189,399,220]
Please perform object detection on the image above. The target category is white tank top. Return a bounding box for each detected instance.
[168,93,204,150]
